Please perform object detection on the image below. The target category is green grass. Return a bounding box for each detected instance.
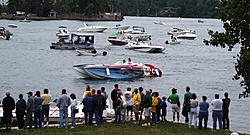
[0,121,242,135]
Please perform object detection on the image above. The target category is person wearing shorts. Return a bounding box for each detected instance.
[141,89,152,126]
[132,88,141,123]
[167,88,180,123]
[42,89,51,127]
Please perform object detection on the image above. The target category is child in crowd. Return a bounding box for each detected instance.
[161,97,167,121]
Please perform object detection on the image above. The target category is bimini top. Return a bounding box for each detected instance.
[0,26,5,31]
[71,33,94,36]
[58,25,67,28]
[132,26,145,32]
[173,28,184,31]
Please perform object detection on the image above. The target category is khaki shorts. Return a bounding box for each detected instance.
[172,104,180,112]
[133,105,140,113]
[144,107,152,117]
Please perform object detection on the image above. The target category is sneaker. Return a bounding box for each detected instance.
[142,123,148,126]
[173,121,176,123]
[148,123,150,126]
[42,122,44,126]
[71,126,75,129]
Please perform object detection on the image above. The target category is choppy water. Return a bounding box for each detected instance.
[0,16,249,133]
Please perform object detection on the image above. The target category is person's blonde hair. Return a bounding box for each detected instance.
[87,92,91,97]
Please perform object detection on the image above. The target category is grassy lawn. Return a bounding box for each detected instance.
[0,121,239,135]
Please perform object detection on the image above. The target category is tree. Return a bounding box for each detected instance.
[204,0,250,98]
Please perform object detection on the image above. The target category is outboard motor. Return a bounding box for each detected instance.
[103,51,107,56]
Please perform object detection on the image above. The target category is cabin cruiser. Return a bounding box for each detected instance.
[167,28,196,35]
[72,62,162,79]
[177,33,197,40]
[56,26,70,38]
[50,33,94,50]
[125,41,166,53]
[0,27,11,40]
[78,23,108,32]
[111,24,130,30]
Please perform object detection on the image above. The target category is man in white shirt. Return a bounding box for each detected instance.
[211,94,223,131]
[124,86,133,121]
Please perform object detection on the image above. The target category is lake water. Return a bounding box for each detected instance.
[0,16,249,133]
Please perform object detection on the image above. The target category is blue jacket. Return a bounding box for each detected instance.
[82,96,94,111]
[16,99,26,115]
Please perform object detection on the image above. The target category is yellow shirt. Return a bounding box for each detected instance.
[132,93,141,105]
[151,96,159,113]
[42,94,51,105]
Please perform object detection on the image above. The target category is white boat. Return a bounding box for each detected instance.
[125,42,166,53]
[78,23,108,32]
[177,33,197,40]
[8,24,18,28]
[111,25,130,30]
[167,28,196,35]
[154,21,165,25]
[166,37,181,45]
[56,26,70,38]
[0,27,12,40]
[19,18,31,22]
[76,49,107,56]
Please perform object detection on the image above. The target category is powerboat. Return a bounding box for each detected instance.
[177,33,197,40]
[56,26,70,38]
[125,42,166,53]
[72,62,162,79]
[0,27,12,40]
[19,18,31,22]
[107,33,136,45]
[111,24,130,30]
[154,21,165,25]
[50,33,94,50]
[165,36,181,45]
[167,28,196,35]
[8,24,18,28]
[78,23,108,32]
[76,49,107,56]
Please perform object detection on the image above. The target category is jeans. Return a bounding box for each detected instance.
[84,111,93,125]
[95,109,103,125]
[114,107,121,124]
[59,107,68,128]
[152,112,158,124]
[17,115,24,129]
[223,109,229,129]
[189,108,197,128]
[212,111,222,130]
[34,109,42,128]
[71,108,76,127]
[23,110,33,129]
[199,112,208,131]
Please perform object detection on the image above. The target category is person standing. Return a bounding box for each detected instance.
[83,92,94,125]
[211,94,223,131]
[152,92,159,125]
[114,92,123,124]
[199,96,209,131]
[41,89,51,127]
[23,92,35,130]
[2,91,15,130]
[222,92,230,130]
[132,88,141,123]
[141,90,152,126]
[70,93,77,128]
[34,91,44,129]
[139,87,145,101]
[120,91,127,123]
[16,94,26,129]
[111,84,121,116]
[101,87,108,100]
[82,85,92,100]
[93,90,106,126]
[124,86,133,121]
[183,86,192,123]
[57,89,71,128]
[161,96,167,121]
[189,93,199,129]
[167,88,180,123]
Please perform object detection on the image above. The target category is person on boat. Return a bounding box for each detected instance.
[82,85,91,100]
[124,86,133,121]
[93,90,106,126]
[57,89,71,128]
[111,84,121,117]
[141,89,152,126]
[2,91,15,130]
[70,93,77,129]
[34,91,44,129]
[41,89,51,127]
[83,92,94,125]
[126,58,133,65]
[132,88,141,124]
[16,94,26,130]
[167,88,180,123]
[122,60,126,64]
[23,92,35,130]
[92,48,97,54]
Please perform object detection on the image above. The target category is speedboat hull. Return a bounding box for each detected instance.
[177,33,197,40]
[125,42,166,53]
[73,64,162,79]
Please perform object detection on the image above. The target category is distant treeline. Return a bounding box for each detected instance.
[113,0,220,18]
[0,0,220,18]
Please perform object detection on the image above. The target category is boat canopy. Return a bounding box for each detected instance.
[173,28,184,31]
[71,33,94,43]
[0,27,5,31]
[132,26,145,32]
[58,26,67,28]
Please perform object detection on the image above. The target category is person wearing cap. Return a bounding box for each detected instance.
[167,88,180,123]
[34,91,44,128]
[16,94,26,129]
[23,91,35,130]
[57,89,71,128]
[132,88,141,123]
[2,91,15,130]
[141,89,152,126]
[82,85,91,100]
[42,89,51,127]
[124,86,133,121]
